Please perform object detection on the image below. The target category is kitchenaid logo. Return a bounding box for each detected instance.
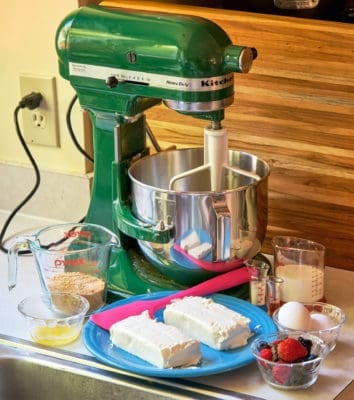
[200,75,233,88]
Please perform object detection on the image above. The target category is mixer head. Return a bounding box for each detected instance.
[56,5,256,122]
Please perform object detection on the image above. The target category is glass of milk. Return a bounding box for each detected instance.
[272,236,325,303]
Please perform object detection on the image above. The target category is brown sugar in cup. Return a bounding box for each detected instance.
[47,272,105,313]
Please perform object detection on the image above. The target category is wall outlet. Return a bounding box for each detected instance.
[19,74,60,147]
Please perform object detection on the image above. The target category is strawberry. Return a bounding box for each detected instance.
[259,348,273,361]
[277,337,308,363]
[272,363,292,385]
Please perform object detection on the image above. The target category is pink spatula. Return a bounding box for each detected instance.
[90,265,251,330]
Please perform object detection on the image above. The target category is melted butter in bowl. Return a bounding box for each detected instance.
[33,324,82,346]
[18,292,89,347]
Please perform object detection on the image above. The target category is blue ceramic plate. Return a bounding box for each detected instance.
[83,292,276,378]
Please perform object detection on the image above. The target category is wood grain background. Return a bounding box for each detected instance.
[101,1,354,270]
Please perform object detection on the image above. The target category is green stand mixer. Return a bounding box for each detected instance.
[56,4,270,301]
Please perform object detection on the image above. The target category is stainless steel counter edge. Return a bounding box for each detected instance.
[0,334,265,400]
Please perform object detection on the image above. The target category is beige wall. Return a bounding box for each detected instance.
[0,0,86,175]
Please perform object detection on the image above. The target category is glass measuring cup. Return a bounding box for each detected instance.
[8,223,120,313]
[272,236,325,303]
[246,259,270,307]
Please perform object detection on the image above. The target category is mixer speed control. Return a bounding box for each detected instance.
[106,76,119,88]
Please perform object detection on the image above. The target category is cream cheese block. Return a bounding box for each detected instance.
[180,231,200,251]
[110,312,201,368]
[187,242,212,259]
[163,296,251,350]
[180,231,212,259]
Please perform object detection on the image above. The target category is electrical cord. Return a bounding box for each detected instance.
[0,92,94,254]
[0,92,43,254]
[66,94,93,224]
[66,94,94,163]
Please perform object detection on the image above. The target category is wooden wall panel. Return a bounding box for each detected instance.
[100,1,354,270]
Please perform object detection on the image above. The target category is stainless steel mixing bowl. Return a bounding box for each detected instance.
[129,148,270,285]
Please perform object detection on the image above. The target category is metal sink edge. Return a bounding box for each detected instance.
[0,334,263,400]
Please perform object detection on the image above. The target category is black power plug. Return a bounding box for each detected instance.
[18,92,43,110]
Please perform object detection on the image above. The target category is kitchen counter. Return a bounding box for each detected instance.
[0,210,353,400]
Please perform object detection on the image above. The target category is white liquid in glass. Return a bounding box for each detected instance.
[276,264,324,302]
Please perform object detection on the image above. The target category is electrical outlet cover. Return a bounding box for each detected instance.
[19,74,60,147]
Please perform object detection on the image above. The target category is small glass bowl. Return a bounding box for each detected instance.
[251,332,329,390]
[273,302,346,351]
[18,292,89,347]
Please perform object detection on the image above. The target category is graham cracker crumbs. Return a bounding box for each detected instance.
[47,272,105,312]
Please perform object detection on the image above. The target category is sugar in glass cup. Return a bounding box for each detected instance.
[272,236,325,303]
[18,292,89,346]
[273,302,346,351]
[251,332,329,390]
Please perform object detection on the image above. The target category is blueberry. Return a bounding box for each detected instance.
[258,341,271,351]
[298,337,313,355]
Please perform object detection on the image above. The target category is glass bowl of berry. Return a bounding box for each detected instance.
[251,332,329,390]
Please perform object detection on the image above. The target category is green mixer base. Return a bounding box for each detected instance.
[106,246,262,304]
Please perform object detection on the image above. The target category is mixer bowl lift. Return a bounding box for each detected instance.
[56,5,269,294]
